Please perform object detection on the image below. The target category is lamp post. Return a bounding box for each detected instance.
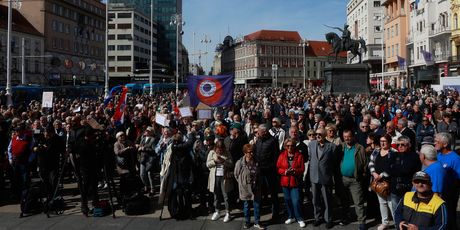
[6,0,13,105]
[299,39,308,89]
[170,14,184,95]
[201,34,211,75]
[104,0,110,97]
[374,12,388,92]
[149,1,154,95]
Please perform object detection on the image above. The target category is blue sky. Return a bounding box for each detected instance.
[104,0,348,72]
[183,0,347,72]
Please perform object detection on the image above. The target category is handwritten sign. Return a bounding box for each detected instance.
[179,107,193,117]
[155,114,168,126]
[198,109,212,120]
[42,92,53,108]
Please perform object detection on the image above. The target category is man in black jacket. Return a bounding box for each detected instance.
[68,115,99,216]
[254,124,280,221]
[397,118,416,152]
[388,136,421,216]
[38,127,65,201]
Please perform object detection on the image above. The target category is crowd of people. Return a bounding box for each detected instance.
[0,86,459,230]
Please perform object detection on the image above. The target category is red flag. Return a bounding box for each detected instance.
[113,86,128,125]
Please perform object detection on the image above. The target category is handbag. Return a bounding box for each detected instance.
[370,178,390,198]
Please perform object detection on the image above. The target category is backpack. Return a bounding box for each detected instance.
[123,193,151,215]
[168,185,191,220]
[21,182,43,216]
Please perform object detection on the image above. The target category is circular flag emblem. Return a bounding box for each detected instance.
[196,78,223,106]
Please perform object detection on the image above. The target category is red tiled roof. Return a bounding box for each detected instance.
[0,5,42,37]
[305,40,347,58]
[244,30,301,42]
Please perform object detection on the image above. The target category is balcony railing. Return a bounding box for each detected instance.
[429,26,451,36]
[434,53,451,62]
[448,56,460,63]
[406,35,414,44]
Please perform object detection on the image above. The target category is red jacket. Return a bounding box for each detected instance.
[276,150,304,188]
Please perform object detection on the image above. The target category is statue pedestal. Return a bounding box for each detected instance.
[323,64,370,95]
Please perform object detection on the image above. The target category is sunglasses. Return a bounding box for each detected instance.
[380,140,387,143]
[308,134,315,136]
[413,180,429,185]
[398,143,408,146]
[315,133,323,136]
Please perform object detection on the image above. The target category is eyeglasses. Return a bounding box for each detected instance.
[308,134,315,136]
[398,143,408,147]
[413,180,428,185]
[380,140,387,143]
[315,133,323,137]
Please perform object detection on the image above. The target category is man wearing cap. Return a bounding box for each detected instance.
[394,171,447,230]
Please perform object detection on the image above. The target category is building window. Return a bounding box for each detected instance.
[117,45,131,50]
[117,56,132,61]
[455,14,459,30]
[117,66,131,72]
[118,13,132,18]
[395,24,398,36]
[108,35,115,40]
[373,1,380,7]
[108,24,115,29]
[108,45,115,51]
[52,20,58,31]
[118,24,132,29]
[117,34,131,40]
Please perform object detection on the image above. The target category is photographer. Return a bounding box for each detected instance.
[68,115,100,216]
[38,127,65,201]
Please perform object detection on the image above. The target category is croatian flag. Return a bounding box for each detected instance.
[104,85,123,106]
[112,86,128,125]
[397,56,406,70]
[421,50,433,64]
[188,75,234,107]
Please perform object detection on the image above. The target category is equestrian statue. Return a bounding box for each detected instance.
[325,24,367,64]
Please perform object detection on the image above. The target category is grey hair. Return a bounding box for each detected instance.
[370,119,381,127]
[397,135,411,146]
[435,132,452,147]
[258,124,268,131]
[397,118,408,127]
[420,145,437,161]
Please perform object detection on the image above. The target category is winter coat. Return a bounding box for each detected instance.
[234,158,262,201]
[206,149,234,193]
[276,150,305,188]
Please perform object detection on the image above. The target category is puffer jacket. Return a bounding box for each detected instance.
[276,150,304,188]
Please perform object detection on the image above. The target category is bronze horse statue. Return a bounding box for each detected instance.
[325,32,367,64]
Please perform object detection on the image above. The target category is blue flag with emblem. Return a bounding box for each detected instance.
[188,75,234,107]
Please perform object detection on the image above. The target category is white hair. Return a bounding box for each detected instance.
[370,119,381,127]
[420,145,437,161]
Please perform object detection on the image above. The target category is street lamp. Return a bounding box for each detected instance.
[170,14,185,95]
[104,0,110,97]
[374,13,388,92]
[149,1,154,96]
[299,39,309,89]
[201,34,211,74]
